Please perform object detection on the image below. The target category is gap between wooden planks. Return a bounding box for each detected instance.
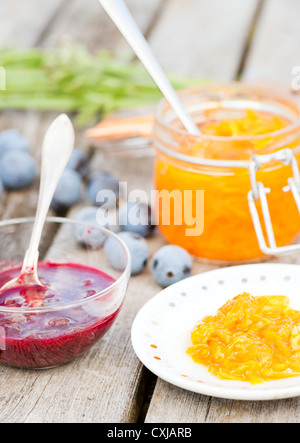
[148,0,261,81]
[0,0,65,48]
[244,0,300,85]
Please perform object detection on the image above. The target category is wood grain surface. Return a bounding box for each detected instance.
[148,0,261,80]
[0,0,299,423]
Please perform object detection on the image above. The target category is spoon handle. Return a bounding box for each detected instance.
[98,0,200,136]
[22,114,75,273]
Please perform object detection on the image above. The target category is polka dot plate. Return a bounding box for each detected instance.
[131,264,300,401]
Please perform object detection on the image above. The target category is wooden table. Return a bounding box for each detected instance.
[1,0,300,423]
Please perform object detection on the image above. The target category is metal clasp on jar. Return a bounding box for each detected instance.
[248,148,300,255]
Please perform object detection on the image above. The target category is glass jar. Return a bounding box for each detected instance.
[152,84,300,262]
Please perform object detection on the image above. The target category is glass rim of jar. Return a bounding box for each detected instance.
[154,83,300,168]
[0,216,131,314]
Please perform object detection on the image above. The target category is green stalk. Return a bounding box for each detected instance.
[0,45,201,126]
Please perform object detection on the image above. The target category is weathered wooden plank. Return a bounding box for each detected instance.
[202,396,300,424]
[244,0,300,84]
[0,163,164,423]
[146,380,300,423]
[3,0,300,425]
[0,143,217,423]
[41,0,163,52]
[145,0,300,425]
[0,0,167,424]
[0,0,64,48]
[145,254,300,423]
[23,256,164,423]
[148,0,260,79]
[145,382,211,424]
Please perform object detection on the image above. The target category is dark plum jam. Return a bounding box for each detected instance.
[0,262,119,369]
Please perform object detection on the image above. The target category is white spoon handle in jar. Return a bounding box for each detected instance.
[98,0,200,136]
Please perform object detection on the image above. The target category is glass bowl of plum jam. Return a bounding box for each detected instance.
[0,217,131,369]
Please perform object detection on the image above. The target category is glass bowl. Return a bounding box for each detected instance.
[0,217,131,369]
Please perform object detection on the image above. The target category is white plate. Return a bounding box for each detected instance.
[131,264,300,401]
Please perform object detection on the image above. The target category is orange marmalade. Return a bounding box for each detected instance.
[153,85,300,262]
[187,293,300,384]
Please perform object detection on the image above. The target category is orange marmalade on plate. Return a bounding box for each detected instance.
[187,293,300,384]
[153,84,300,262]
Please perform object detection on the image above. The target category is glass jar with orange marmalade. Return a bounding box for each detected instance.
[153,84,300,262]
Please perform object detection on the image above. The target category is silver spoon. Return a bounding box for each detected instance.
[98,0,200,136]
[0,114,75,294]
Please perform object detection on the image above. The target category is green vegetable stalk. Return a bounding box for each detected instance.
[0,45,200,126]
